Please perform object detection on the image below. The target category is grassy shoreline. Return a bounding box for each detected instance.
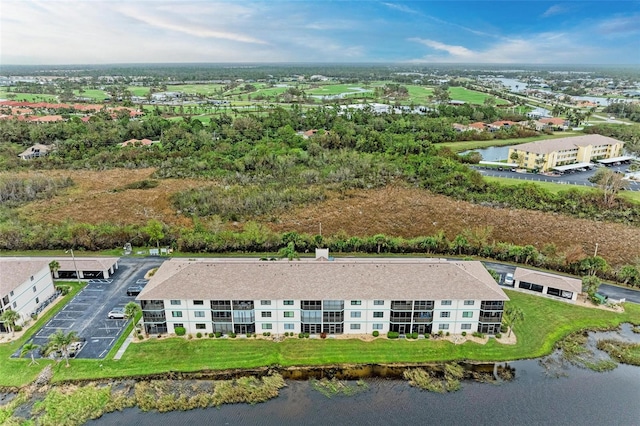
[2,290,638,388]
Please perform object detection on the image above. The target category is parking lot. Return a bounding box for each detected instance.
[15,257,164,359]
[474,163,639,190]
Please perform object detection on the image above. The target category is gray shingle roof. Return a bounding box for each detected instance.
[0,258,50,296]
[138,258,509,302]
[514,267,582,293]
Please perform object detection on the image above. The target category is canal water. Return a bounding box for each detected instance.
[91,326,640,426]
[460,146,511,162]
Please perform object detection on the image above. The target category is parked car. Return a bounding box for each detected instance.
[126,285,144,296]
[108,307,125,319]
[504,273,514,286]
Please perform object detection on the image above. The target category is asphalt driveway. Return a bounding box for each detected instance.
[16,257,164,359]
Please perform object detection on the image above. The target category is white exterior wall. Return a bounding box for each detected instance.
[160,297,488,336]
[5,265,55,326]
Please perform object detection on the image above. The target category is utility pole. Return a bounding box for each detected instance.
[65,249,82,286]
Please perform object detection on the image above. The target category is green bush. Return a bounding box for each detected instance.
[372,330,379,337]
[438,330,443,337]
[472,331,484,338]
[174,326,186,336]
[208,333,214,338]
[387,331,399,339]
[14,325,23,332]
[424,333,430,339]
[495,333,502,339]
[298,333,304,339]
[137,333,144,340]
[461,331,467,337]
[445,332,450,337]
[196,332,203,338]
[188,334,193,340]
[500,325,508,333]
[229,333,237,338]
[304,333,310,338]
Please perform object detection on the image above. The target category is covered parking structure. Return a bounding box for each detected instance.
[48,257,120,279]
[552,162,593,174]
[597,156,634,165]
[512,268,581,303]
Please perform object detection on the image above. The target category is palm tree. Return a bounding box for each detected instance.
[124,301,141,330]
[20,342,40,366]
[47,329,79,367]
[503,307,524,338]
[49,260,60,278]
[1,309,21,336]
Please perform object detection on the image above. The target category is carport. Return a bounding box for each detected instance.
[553,162,593,173]
[597,156,633,165]
[49,257,120,279]
[513,267,581,303]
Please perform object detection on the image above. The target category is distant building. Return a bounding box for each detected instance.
[18,144,53,160]
[507,134,624,172]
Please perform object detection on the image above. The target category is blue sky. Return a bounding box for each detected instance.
[2,1,639,65]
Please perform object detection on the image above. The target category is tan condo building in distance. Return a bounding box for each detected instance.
[507,134,625,172]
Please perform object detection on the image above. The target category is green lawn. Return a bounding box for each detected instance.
[73,89,108,101]
[448,87,510,105]
[169,84,225,95]
[405,85,434,104]
[126,86,150,97]
[44,291,640,384]
[0,91,58,102]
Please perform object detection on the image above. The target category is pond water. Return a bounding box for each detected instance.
[91,325,640,426]
[460,146,511,162]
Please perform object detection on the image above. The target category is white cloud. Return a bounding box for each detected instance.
[542,5,568,17]
[408,38,475,59]
[381,2,420,15]
[596,15,640,36]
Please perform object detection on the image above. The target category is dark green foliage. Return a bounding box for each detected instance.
[196,332,203,338]
[122,179,159,190]
[174,327,186,336]
[387,331,399,339]
[372,330,379,337]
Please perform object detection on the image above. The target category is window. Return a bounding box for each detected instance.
[173,323,184,329]
[196,323,206,330]
[30,275,34,281]
[440,312,450,318]
[260,300,271,306]
[373,324,383,330]
[193,300,204,305]
[170,300,181,306]
[171,311,183,318]
[350,311,361,318]
[194,311,205,318]
[284,311,294,318]
[12,302,16,309]
[441,300,452,306]
[373,312,384,318]
[35,297,39,304]
[262,323,272,330]
[350,324,361,330]
[283,300,294,305]
[462,311,473,318]
[464,300,474,306]
[284,323,294,330]
[461,324,472,330]
[9,291,13,297]
[261,311,272,318]
[439,324,449,330]
[351,300,362,306]
[373,300,384,305]
[33,286,37,292]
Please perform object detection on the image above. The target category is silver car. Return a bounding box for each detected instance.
[108,307,125,319]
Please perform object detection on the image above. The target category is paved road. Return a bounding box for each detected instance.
[482,261,640,304]
[17,257,164,359]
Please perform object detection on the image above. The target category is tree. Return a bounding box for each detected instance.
[20,342,40,366]
[618,264,640,287]
[588,168,629,207]
[581,275,601,298]
[143,219,165,249]
[0,309,21,336]
[49,260,60,278]
[373,234,388,254]
[579,255,609,277]
[47,329,79,367]
[278,241,299,261]
[510,151,525,168]
[503,306,524,338]
[124,301,141,329]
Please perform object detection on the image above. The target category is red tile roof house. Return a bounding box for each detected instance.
[468,122,488,131]
[538,117,569,130]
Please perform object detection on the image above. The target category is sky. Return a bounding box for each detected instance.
[1,1,639,65]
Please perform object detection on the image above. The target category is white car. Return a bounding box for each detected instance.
[108,307,125,319]
[504,273,514,286]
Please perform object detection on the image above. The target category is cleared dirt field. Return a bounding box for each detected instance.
[10,169,640,266]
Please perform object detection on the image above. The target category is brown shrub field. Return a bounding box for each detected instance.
[9,169,640,266]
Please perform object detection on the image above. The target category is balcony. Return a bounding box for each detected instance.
[391,301,413,310]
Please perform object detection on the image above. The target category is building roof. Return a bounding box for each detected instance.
[511,134,623,155]
[138,258,509,302]
[47,257,119,272]
[18,144,52,158]
[0,259,50,296]
[513,267,582,293]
